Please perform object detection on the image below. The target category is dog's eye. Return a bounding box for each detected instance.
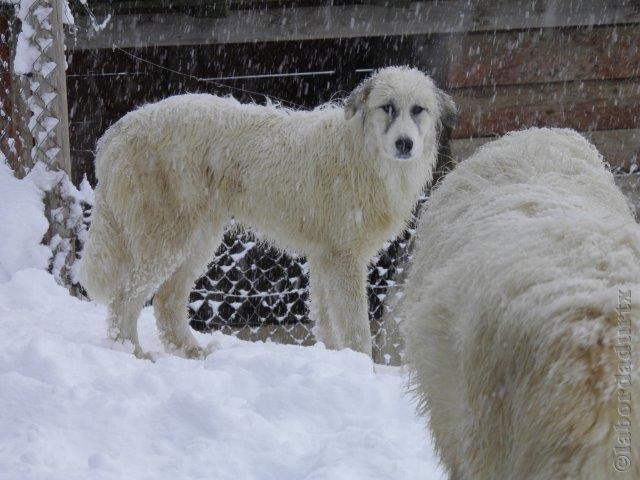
[380,104,396,116]
[411,105,425,116]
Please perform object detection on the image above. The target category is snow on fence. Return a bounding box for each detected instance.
[1,0,88,292]
[187,199,426,366]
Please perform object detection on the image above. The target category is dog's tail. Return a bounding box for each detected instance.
[78,117,134,304]
[78,194,128,305]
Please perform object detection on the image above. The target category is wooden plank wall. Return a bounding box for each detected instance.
[64,2,640,184]
[447,25,640,170]
[71,0,640,48]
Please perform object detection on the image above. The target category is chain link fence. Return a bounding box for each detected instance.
[186,169,640,366]
[188,197,427,366]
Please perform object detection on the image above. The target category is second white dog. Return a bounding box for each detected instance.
[79,66,456,359]
[402,128,639,479]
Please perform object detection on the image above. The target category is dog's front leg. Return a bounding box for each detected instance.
[308,256,341,350]
[310,253,372,357]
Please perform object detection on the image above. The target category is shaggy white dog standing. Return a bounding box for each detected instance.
[79,67,456,359]
[402,128,639,479]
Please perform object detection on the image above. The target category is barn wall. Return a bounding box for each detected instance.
[66,2,640,184]
[447,25,640,170]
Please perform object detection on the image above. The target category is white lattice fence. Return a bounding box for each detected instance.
[5,0,86,290]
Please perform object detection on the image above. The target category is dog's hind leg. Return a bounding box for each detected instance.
[108,279,150,359]
[154,219,225,359]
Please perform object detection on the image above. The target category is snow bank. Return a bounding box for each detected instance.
[0,162,50,282]
[0,268,443,480]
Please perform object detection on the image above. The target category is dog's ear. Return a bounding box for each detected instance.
[432,90,458,182]
[344,75,375,120]
[437,90,458,130]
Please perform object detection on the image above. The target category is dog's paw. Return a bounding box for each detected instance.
[107,335,139,354]
[133,348,157,362]
[173,342,211,360]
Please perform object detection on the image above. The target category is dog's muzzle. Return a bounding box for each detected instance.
[395,136,414,159]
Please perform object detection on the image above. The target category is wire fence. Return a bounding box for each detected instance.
[187,199,426,365]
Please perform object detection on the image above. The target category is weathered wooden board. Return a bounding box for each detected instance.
[68,0,640,50]
[68,25,640,87]
[445,25,640,88]
[451,129,640,170]
[0,13,32,177]
[451,78,640,139]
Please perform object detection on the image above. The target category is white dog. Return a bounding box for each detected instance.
[79,66,456,359]
[402,128,639,479]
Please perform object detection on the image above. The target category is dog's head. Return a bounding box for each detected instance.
[344,67,457,162]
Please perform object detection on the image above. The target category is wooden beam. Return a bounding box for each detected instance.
[451,128,640,170]
[68,0,640,50]
[451,78,640,140]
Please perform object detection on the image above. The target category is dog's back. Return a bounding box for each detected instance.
[402,128,640,479]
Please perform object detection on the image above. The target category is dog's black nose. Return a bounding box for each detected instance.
[395,137,413,156]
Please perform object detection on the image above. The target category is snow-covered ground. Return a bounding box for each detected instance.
[0,272,444,480]
[0,163,444,480]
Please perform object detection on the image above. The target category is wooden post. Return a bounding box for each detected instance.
[49,0,71,174]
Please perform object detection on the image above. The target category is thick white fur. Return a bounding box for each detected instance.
[79,67,456,359]
[402,128,639,479]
